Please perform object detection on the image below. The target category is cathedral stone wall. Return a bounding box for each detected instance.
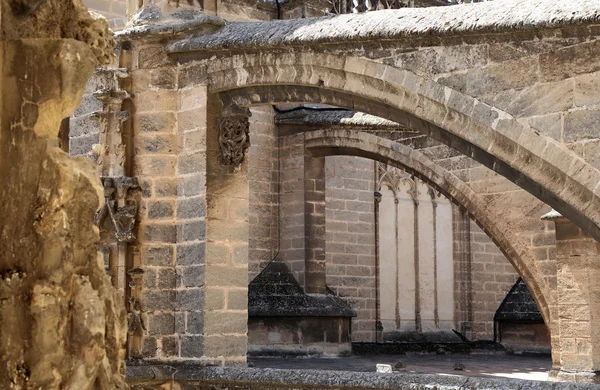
[325,156,377,343]
[247,107,280,280]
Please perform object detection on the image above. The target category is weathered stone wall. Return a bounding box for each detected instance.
[248,107,279,280]
[325,156,377,342]
[278,133,307,285]
[469,222,519,340]
[0,0,127,387]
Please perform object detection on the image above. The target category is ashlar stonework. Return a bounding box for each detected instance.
[62,0,600,386]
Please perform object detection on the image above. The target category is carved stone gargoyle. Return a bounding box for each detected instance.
[218,105,252,167]
[94,176,141,243]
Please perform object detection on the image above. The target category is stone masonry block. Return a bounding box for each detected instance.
[206,242,228,265]
[179,152,206,175]
[161,336,179,357]
[204,312,247,335]
[176,289,203,311]
[144,224,177,243]
[148,313,176,335]
[207,220,248,242]
[157,268,179,289]
[155,178,178,197]
[138,45,175,70]
[178,220,206,242]
[205,289,225,311]
[203,335,247,358]
[178,108,207,132]
[227,289,248,311]
[181,335,203,358]
[178,174,206,197]
[136,112,176,133]
[205,265,247,287]
[136,134,177,155]
[180,265,205,287]
[177,197,206,220]
[70,133,99,156]
[177,242,205,266]
[187,311,204,334]
[134,155,176,177]
[143,290,176,311]
[143,268,157,289]
[148,200,174,220]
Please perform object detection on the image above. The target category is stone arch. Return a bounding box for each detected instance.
[302,129,551,327]
[187,51,600,242]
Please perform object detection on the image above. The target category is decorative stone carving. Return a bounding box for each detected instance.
[90,68,131,177]
[94,177,141,243]
[219,105,252,167]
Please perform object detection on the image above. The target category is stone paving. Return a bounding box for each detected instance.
[249,353,553,381]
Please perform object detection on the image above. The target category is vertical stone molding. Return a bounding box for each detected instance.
[304,153,327,294]
[91,67,131,178]
[543,210,600,383]
[218,105,252,168]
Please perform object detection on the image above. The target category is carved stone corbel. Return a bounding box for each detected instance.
[218,105,252,168]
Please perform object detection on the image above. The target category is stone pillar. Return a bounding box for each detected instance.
[203,101,250,365]
[543,210,600,383]
[0,1,126,388]
[304,153,327,294]
[119,7,249,366]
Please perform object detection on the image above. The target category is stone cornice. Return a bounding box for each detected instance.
[167,0,600,53]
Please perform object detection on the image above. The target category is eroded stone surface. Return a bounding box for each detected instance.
[0,0,126,389]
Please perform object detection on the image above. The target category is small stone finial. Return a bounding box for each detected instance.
[218,105,251,168]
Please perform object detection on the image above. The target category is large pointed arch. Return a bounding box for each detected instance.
[303,129,551,327]
[171,50,600,243]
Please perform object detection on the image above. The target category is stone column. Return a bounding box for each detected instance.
[543,210,600,383]
[203,102,250,365]
[304,153,327,294]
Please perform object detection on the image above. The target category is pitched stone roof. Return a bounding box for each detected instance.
[248,261,356,317]
[168,0,600,52]
[494,278,543,322]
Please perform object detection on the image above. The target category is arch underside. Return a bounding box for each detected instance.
[216,84,563,321]
[300,129,550,326]
[212,73,600,244]
[198,59,600,348]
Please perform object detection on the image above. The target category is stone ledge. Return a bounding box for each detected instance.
[127,365,600,389]
[168,0,600,53]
